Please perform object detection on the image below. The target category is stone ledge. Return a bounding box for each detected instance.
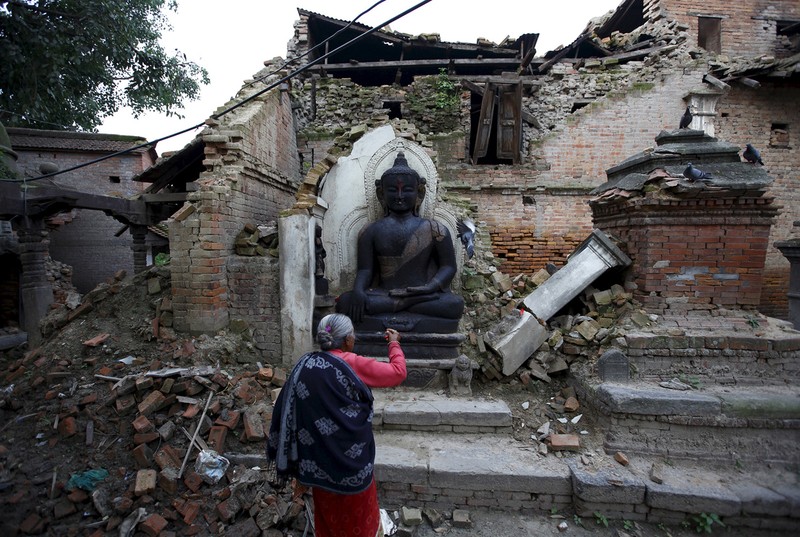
[381,399,512,428]
[595,384,721,416]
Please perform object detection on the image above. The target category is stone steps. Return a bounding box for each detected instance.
[373,429,800,532]
[571,377,800,466]
[373,392,512,434]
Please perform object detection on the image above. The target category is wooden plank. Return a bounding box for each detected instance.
[310,57,522,71]
[141,193,188,203]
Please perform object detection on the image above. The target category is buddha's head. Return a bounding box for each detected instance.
[375,152,426,216]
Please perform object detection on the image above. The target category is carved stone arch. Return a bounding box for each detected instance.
[330,208,370,291]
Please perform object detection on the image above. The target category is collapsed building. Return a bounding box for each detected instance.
[1,0,799,360]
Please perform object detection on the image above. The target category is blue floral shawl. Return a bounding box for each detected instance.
[266,351,375,494]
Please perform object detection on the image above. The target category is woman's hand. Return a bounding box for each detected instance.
[384,328,400,343]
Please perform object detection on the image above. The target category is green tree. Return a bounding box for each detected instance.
[0,0,209,130]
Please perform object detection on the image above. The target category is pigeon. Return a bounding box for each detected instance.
[683,163,712,182]
[679,106,693,129]
[456,218,476,259]
[743,143,764,165]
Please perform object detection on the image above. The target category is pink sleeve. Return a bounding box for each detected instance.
[345,341,407,388]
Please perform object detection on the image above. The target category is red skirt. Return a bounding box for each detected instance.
[312,479,380,537]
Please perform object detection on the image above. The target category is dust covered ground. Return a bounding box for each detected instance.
[0,265,785,536]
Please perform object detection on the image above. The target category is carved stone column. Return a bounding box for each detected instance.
[130,224,148,275]
[17,220,53,346]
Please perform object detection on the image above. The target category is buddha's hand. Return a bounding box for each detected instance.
[348,289,367,324]
[384,328,400,343]
[389,282,439,297]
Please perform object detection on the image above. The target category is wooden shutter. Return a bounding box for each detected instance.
[471,82,496,164]
[496,81,522,163]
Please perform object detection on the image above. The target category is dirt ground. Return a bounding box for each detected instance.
[0,265,785,536]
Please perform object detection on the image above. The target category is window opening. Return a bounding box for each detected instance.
[698,17,722,54]
[382,101,402,119]
[770,123,790,148]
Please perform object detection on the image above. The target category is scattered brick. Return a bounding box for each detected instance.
[207,426,228,453]
[548,433,581,451]
[115,394,137,415]
[243,410,265,442]
[158,468,179,495]
[19,513,45,534]
[182,500,202,525]
[135,376,154,392]
[133,444,154,469]
[137,391,166,416]
[58,416,77,438]
[215,410,240,430]
[133,432,160,445]
[135,469,157,496]
[132,415,155,434]
[139,513,168,537]
[183,470,203,493]
[82,333,110,347]
[153,445,182,471]
[614,451,630,466]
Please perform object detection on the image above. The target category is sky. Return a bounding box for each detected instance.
[98,0,622,155]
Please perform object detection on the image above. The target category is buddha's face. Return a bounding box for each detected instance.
[381,173,419,214]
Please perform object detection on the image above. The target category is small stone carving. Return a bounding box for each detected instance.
[449,354,473,396]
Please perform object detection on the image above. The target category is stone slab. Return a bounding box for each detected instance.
[568,460,646,504]
[729,483,792,517]
[484,311,548,376]
[375,443,429,485]
[718,392,800,419]
[382,399,512,428]
[596,384,721,416]
[646,480,741,516]
[428,442,572,494]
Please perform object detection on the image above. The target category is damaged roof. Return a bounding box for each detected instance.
[8,127,153,155]
[297,8,538,84]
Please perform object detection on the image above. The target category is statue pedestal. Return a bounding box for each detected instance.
[354,331,465,361]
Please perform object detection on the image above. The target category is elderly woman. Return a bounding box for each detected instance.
[267,314,406,537]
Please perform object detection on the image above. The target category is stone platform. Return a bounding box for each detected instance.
[369,393,800,533]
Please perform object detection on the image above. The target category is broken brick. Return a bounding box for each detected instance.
[135,376,154,392]
[135,469,157,496]
[133,432,160,445]
[82,333,110,347]
[153,445,182,471]
[79,393,98,406]
[137,391,166,416]
[548,433,581,451]
[19,513,45,534]
[133,443,154,468]
[57,416,77,438]
[207,426,228,453]
[242,410,265,442]
[115,394,137,415]
[139,513,168,537]
[183,470,203,493]
[182,500,202,525]
[158,468,179,495]
[132,415,154,434]
[214,410,240,430]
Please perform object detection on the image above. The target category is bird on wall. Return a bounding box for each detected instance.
[683,163,712,182]
[456,218,476,259]
[743,143,764,165]
[679,106,693,129]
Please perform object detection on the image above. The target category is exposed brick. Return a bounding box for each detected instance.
[135,469,157,496]
[139,513,168,537]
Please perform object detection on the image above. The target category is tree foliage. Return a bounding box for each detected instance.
[0,0,209,130]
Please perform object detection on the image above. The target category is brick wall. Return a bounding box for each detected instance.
[170,87,300,342]
[658,0,799,58]
[226,256,282,357]
[11,145,151,293]
[593,195,778,314]
[715,81,800,318]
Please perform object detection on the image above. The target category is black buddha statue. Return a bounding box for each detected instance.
[336,151,464,334]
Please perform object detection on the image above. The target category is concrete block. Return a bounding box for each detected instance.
[485,311,549,376]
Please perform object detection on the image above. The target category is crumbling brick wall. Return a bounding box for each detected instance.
[170,85,300,342]
[656,0,800,58]
[715,81,800,318]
